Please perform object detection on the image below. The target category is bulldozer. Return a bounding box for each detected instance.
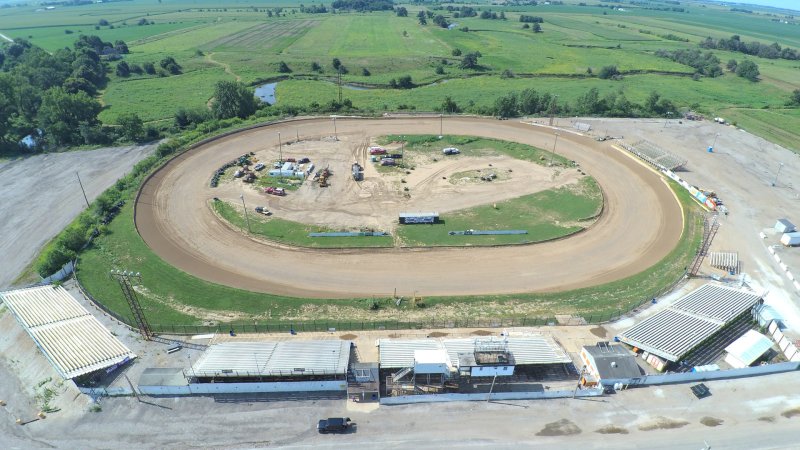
[318,167,331,187]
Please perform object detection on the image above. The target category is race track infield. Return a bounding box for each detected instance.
[135,117,683,299]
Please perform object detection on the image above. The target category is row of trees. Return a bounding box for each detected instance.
[491,87,677,119]
[700,35,799,61]
[331,0,394,11]
[115,57,182,78]
[654,49,723,77]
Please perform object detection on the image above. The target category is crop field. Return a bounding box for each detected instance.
[4,0,795,148]
[200,20,318,53]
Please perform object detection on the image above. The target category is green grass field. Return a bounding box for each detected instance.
[396,179,601,246]
[212,199,395,248]
[4,0,796,146]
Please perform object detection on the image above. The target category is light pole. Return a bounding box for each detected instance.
[75,171,90,208]
[439,114,443,138]
[333,116,338,140]
[772,162,784,187]
[663,111,672,128]
[710,133,720,151]
[549,132,560,166]
[240,194,251,233]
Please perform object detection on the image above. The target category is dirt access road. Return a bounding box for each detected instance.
[0,143,158,289]
[136,117,682,299]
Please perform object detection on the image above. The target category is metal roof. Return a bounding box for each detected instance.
[378,336,570,369]
[399,212,439,218]
[0,285,136,379]
[725,330,774,368]
[671,284,762,322]
[191,340,351,377]
[582,344,641,380]
[620,284,762,362]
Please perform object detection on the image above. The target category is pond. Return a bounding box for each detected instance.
[255,82,277,104]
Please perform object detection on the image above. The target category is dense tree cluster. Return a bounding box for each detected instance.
[700,35,799,60]
[654,49,722,77]
[492,87,676,119]
[459,51,482,69]
[0,36,134,148]
[299,3,328,13]
[479,10,505,20]
[395,6,407,16]
[597,65,620,79]
[735,60,760,82]
[519,15,544,23]
[211,81,258,119]
[331,0,394,12]
[446,6,476,18]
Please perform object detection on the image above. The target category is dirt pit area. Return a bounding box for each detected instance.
[213,136,579,233]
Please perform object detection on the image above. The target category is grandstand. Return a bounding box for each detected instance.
[625,140,688,171]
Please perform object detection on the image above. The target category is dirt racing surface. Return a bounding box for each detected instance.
[135,117,683,298]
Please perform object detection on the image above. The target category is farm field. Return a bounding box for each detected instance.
[1,0,797,152]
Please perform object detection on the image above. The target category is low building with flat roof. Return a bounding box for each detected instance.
[579,342,641,386]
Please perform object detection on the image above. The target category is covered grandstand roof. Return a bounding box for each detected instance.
[0,285,136,379]
[378,336,571,369]
[190,340,351,377]
[619,284,762,362]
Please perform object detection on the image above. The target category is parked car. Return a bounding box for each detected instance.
[443,147,460,155]
[298,157,311,164]
[254,163,265,171]
[264,186,286,196]
[317,417,351,434]
[369,146,387,155]
[286,157,297,163]
[254,206,272,215]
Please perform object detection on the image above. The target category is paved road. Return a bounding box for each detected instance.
[136,116,683,298]
[0,143,158,288]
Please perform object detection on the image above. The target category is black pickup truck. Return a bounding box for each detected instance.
[317,417,351,433]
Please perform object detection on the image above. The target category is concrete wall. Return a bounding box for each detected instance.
[139,380,347,396]
[601,361,800,388]
[380,388,603,405]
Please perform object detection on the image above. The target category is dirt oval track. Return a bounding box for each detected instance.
[136,117,683,299]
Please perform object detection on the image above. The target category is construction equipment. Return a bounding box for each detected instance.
[319,167,331,187]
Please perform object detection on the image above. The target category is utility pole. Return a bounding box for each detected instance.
[487,374,498,402]
[337,70,343,104]
[549,132,560,166]
[333,116,338,140]
[75,172,90,208]
[439,114,443,138]
[772,162,784,187]
[278,132,283,182]
[710,133,720,152]
[240,194,251,232]
[110,270,152,340]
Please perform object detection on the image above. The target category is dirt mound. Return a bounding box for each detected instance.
[470,330,494,336]
[595,425,628,434]
[428,331,448,338]
[340,333,358,340]
[536,419,582,436]
[638,416,689,431]
[700,416,724,427]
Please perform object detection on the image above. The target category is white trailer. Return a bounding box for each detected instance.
[781,232,800,247]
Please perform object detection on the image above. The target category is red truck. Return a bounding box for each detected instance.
[369,146,386,155]
[264,186,286,196]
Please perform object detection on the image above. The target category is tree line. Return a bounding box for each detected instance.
[700,35,800,61]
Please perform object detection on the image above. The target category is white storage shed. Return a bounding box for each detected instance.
[775,219,796,234]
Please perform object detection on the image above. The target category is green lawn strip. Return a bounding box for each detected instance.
[76,204,363,326]
[396,178,601,247]
[211,199,393,248]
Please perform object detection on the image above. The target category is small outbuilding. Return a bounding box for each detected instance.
[775,219,796,234]
[724,330,774,369]
[579,342,641,386]
[781,232,800,247]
